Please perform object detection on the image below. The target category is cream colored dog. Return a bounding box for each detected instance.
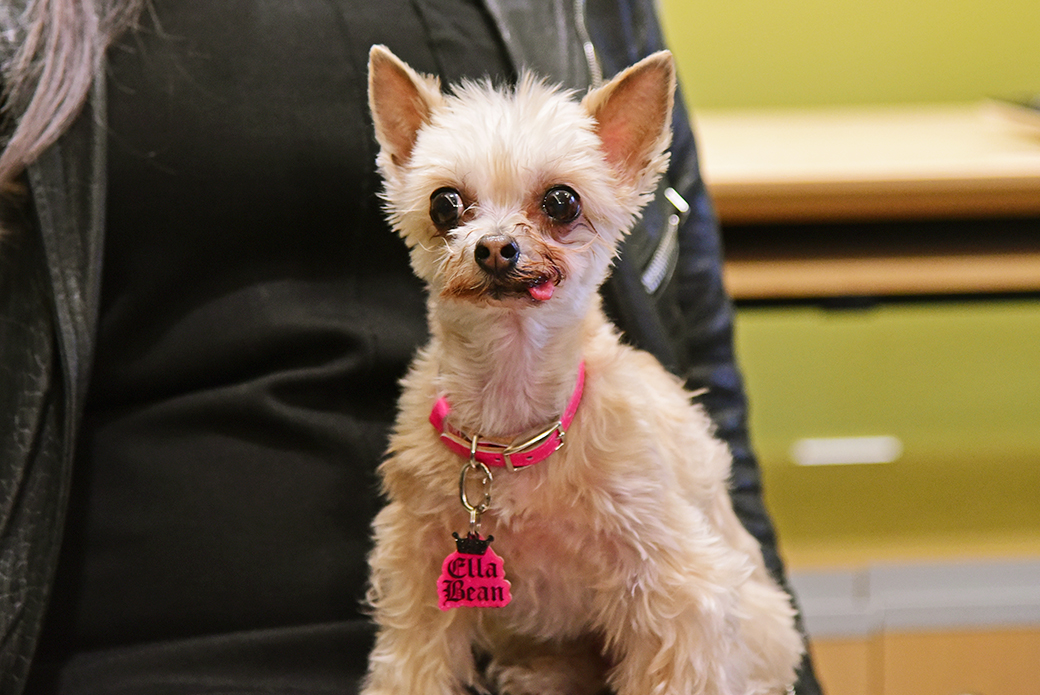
[363,45,804,695]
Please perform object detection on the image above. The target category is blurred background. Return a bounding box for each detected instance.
[661,0,1040,108]
[658,1,1040,693]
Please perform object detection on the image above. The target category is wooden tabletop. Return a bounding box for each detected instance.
[695,102,1040,225]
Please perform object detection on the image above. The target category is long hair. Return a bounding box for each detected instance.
[0,0,144,191]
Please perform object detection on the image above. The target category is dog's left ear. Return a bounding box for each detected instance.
[368,45,445,172]
[582,51,675,189]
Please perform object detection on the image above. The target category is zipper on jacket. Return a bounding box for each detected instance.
[573,0,602,88]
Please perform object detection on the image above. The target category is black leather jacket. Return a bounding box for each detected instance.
[0,1,819,692]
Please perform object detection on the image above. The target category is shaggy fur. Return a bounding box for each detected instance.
[363,45,804,695]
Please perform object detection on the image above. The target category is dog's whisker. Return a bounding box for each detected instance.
[416,236,446,254]
[567,233,602,253]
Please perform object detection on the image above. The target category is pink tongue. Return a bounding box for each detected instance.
[527,280,555,301]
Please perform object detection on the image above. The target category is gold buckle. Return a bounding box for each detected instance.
[500,421,564,471]
[447,420,566,472]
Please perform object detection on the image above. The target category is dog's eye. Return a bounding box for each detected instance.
[430,188,464,230]
[541,186,581,224]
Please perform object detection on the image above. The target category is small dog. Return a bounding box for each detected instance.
[363,45,804,695]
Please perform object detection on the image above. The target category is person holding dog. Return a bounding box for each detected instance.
[0,1,821,693]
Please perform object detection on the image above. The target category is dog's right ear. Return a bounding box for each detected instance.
[368,45,444,171]
[582,51,675,193]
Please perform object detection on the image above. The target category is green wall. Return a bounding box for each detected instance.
[660,0,1040,108]
[733,300,1040,566]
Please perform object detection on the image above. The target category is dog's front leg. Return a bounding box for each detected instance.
[363,611,479,695]
[596,539,758,695]
[363,506,481,695]
[603,590,748,695]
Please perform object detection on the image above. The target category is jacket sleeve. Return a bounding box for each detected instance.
[0,192,70,695]
[0,64,107,695]
[590,2,824,693]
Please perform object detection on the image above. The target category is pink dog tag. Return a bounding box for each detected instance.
[438,533,512,610]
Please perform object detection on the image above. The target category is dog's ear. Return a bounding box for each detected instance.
[368,45,444,170]
[582,51,675,189]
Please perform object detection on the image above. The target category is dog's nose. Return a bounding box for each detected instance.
[474,234,520,275]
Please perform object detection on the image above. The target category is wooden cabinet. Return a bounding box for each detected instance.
[813,628,1040,695]
[695,102,1040,565]
[695,103,1040,693]
[695,102,1040,301]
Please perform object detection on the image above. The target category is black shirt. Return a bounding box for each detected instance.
[29,1,512,691]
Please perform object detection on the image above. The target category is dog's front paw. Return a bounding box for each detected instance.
[488,661,608,695]
[484,638,610,695]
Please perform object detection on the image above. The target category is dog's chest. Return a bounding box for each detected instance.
[476,470,623,636]
[487,527,605,637]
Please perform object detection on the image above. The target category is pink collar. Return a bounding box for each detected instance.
[429,362,586,471]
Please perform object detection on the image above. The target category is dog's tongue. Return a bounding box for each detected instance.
[527,279,555,301]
